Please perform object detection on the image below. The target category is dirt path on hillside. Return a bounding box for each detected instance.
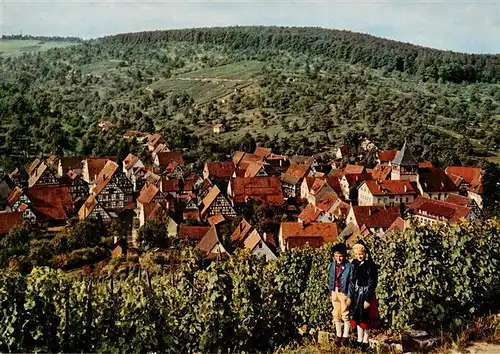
[174,77,256,83]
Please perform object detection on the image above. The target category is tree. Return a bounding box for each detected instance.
[239,133,256,153]
[137,220,169,250]
[482,162,500,218]
[67,220,102,250]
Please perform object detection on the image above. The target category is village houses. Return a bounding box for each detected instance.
[0,134,487,264]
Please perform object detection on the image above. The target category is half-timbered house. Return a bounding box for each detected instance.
[58,156,84,177]
[82,157,119,187]
[92,161,134,212]
[200,185,236,219]
[28,161,60,188]
[154,151,184,173]
[182,196,200,222]
[6,187,36,223]
[79,195,114,224]
[60,170,90,202]
[123,154,145,180]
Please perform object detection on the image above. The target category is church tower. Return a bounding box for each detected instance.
[391,142,419,181]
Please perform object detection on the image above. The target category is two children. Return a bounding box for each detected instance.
[328,242,379,352]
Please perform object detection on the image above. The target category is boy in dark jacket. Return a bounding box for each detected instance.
[328,243,353,346]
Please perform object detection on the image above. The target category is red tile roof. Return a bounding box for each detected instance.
[165,161,182,175]
[310,179,328,195]
[207,213,226,225]
[304,176,315,190]
[344,164,365,175]
[285,164,310,180]
[387,217,406,233]
[298,204,322,223]
[0,212,24,234]
[201,186,222,217]
[370,165,392,181]
[377,150,398,163]
[182,178,198,192]
[198,179,214,200]
[205,162,235,179]
[196,225,228,258]
[92,161,119,196]
[153,143,168,155]
[231,218,253,242]
[315,193,341,212]
[243,229,263,252]
[445,194,475,207]
[325,175,342,196]
[407,196,471,223]
[178,226,211,241]
[26,158,42,176]
[280,222,338,249]
[254,147,272,158]
[124,153,140,170]
[59,156,84,173]
[85,157,119,181]
[445,166,482,193]
[232,152,263,167]
[266,154,289,161]
[161,178,180,193]
[244,162,265,178]
[418,167,459,193]
[351,206,401,229]
[363,180,418,196]
[124,130,147,138]
[156,151,184,166]
[138,184,161,204]
[419,161,433,168]
[27,186,74,221]
[7,187,23,207]
[147,133,165,147]
[343,173,370,187]
[230,177,284,205]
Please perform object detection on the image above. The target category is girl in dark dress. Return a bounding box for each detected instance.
[347,242,379,351]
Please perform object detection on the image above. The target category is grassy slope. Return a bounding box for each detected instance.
[0,40,76,57]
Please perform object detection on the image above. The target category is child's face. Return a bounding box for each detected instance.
[334,252,345,264]
[356,249,366,261]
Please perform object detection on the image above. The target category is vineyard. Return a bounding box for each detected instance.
[1,219,499,352]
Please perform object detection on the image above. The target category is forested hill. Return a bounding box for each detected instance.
[1,26,500,173]
[101,26,500,84]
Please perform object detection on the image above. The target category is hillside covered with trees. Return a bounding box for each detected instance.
[1,27,500,173]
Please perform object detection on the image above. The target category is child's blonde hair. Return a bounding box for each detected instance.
[352,243,367,258]
[352,243,366,253]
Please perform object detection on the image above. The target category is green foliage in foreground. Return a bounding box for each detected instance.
[0,220,499,352]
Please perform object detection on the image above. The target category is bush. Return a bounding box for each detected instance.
[66,220,102,250]
[368,220,500,331]
[51,246,110,271]
[29,239,56,266]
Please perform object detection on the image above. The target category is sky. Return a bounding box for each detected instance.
[1,0,500,54]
